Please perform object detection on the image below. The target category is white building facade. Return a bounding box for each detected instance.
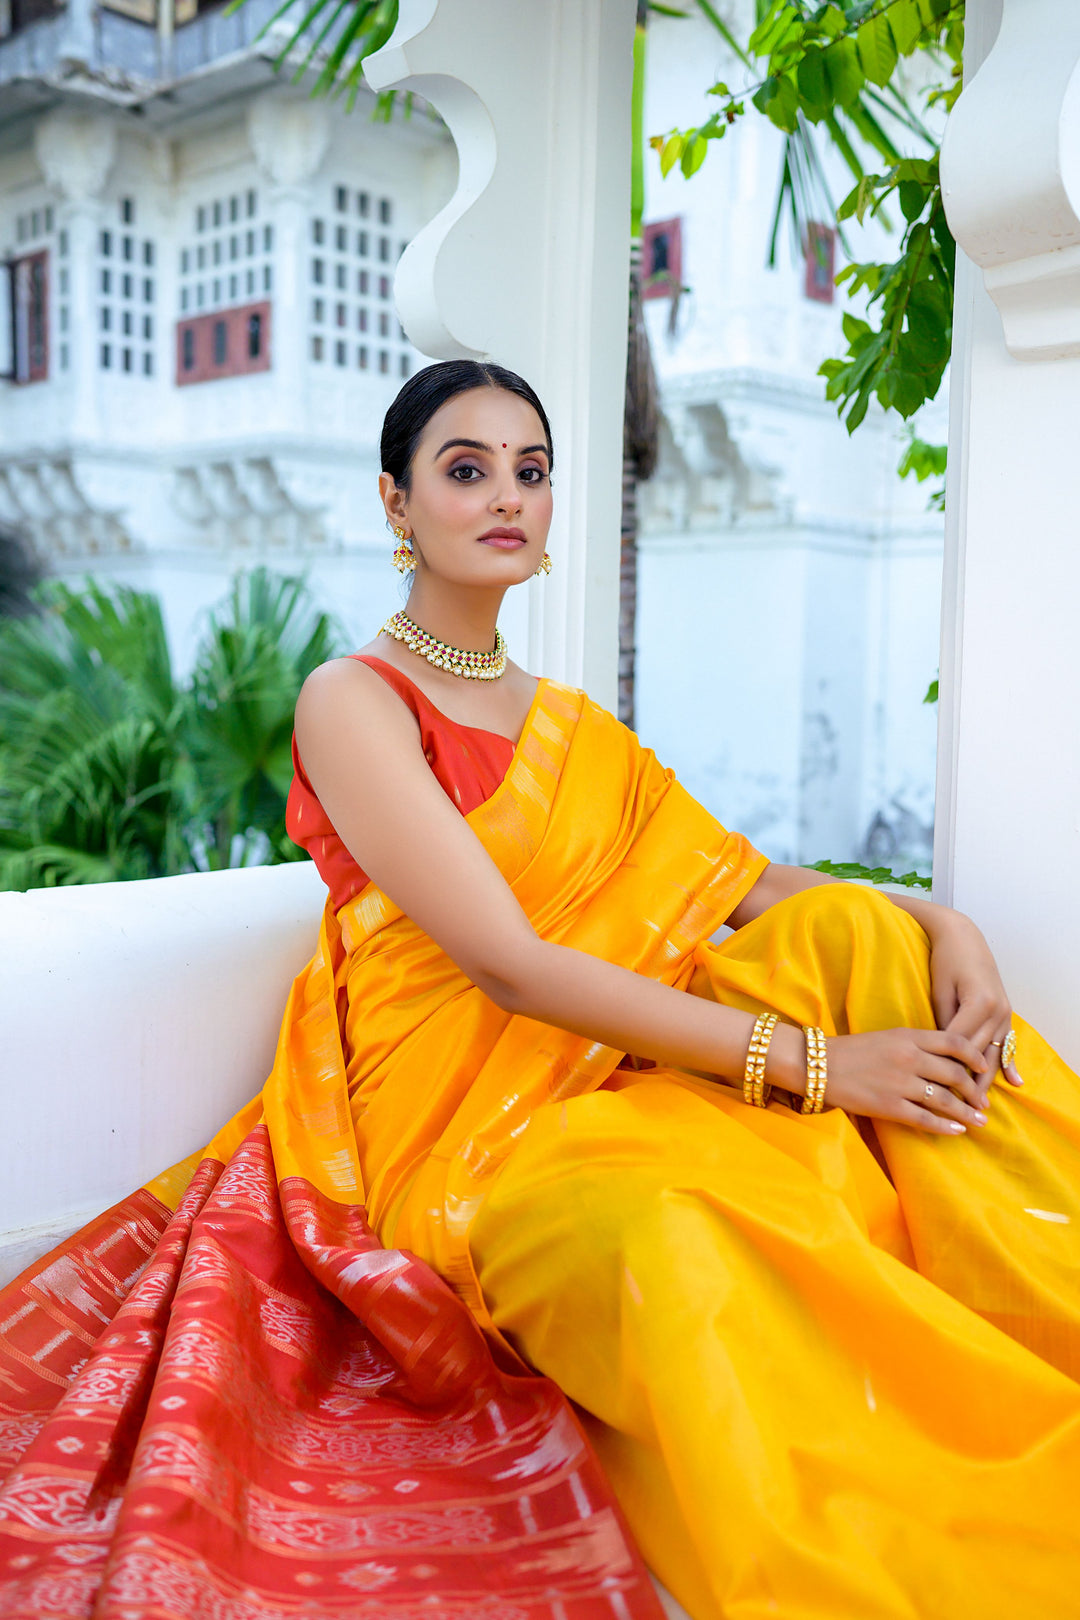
[1,0,944,872]
[0,0,465,667]
[634,4,946,872]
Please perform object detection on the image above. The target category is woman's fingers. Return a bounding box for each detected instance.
[898,1099,969,1136]
[916,1027,987,1076]
[915,1077,987,1129]
[998,1019,1025,1088]
[980,1016,1024,1089]
[918,1053,987,1112]
[946,992,1008,1052]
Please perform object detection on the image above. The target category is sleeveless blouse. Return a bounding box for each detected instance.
[286,654,516,911]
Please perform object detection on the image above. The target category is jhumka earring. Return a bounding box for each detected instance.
[391,525,415,574]
[535,552,552,577]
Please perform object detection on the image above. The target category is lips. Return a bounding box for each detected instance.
[478,527,526,548]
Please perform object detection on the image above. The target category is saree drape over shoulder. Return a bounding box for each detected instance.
[3,678,1080,1620]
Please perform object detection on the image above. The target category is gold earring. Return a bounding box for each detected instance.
[392,525,415,574]
[535,551,552,577]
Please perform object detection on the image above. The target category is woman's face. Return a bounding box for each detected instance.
[381,387,553,587]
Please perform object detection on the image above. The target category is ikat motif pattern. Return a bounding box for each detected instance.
[0,1126,663,1618]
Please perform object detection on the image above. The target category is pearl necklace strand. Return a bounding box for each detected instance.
[380,610,508,680]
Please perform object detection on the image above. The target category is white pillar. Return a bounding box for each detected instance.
[248,93,330,437]
[34,109,118,443]
[365,0,635,707]
[936,0,1080,1060]
[60,0,95,71]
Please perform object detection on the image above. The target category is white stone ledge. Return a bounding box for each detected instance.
[0,862,326,1275]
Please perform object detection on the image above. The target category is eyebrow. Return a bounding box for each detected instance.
[435,437,549,459]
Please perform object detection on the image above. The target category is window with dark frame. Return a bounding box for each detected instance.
[5,249,50,384]
[175,300,272,386]
[804,223,837,304]
[641,217,683,301]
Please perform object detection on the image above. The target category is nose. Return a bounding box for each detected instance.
[490,475,523,518]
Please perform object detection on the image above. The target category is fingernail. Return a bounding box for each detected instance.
[950,1122,966,1134]
[972,1112,987,1127]
[1012,1073,1025,1087]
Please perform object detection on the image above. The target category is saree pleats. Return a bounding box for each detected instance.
[470,884,1080,1620]
[4,679,1080,1619]
[0,1126,662,1618]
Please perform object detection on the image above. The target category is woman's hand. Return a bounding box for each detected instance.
[923,908,1023,1100]
[822,1028,990,1134]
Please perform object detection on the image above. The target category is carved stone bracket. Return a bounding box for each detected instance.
[34,108,118,203]
[644,401,781,535]
[247,93,330,194]
[941,0,1080,360]
[170,457,329,552]
[0,459,133,558]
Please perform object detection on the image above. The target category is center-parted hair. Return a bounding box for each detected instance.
[380,360,554,492]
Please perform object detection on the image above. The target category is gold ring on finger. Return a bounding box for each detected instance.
[924,1083,935,1101]
[989,1039,1003,1047]
[1000,1029,1017,1069]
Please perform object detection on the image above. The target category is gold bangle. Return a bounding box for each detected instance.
[743,1011,779,1108]
[800,1024,828,1114]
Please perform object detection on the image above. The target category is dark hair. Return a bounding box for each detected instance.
[380,360,554,491]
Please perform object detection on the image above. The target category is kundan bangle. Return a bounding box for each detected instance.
[799,1025,828,1114]
[743,1011,779,1108]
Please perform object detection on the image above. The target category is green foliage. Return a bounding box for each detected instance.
[0,570,343,890]
[898,430,947,510]
[821,154,954,430]
[651,0,965,435]
[807,858,932,890]
[923,677,939,703]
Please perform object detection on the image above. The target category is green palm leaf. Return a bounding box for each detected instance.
[183,568,344,869]
[0,569,345,890]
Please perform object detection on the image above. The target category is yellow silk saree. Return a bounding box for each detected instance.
[3,677,1080,1620]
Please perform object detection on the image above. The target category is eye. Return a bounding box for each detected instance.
[449,464,483,482]
[519,466,548,485]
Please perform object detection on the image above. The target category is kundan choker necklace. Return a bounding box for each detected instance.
[380,610,508,680]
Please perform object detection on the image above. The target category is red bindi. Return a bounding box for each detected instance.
[502,442,507,448]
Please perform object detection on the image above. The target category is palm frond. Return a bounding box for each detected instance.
[184,568,344,869]
[228,0,400,109]
[0,569,340,890]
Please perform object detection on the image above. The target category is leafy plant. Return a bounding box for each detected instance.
[898,430,947,511]
[183,571,341,869]
[0,570,343,890]
[823,152,953,430]
[807,857,931,890]
[651,0,964,440]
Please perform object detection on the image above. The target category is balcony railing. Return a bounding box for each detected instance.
[0,0,287,91]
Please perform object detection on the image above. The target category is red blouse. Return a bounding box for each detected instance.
[286,655,516,911]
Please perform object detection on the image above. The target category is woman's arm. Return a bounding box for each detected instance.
[295,663,989,1132]
[725,862,839,930]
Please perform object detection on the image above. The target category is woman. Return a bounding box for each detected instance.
[2,361,1080,1620]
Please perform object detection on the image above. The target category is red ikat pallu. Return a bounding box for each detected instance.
[0,1126,663,1619]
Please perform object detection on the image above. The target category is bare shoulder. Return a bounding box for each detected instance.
[295,656,417,747]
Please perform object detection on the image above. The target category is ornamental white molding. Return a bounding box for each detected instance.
[247,92,330,193]
[363,0,636,702]
[33,108,119,203]
[641,402,782,535]
[0,458,133,558]
[940,0,1080,360]
[170,457,329,552]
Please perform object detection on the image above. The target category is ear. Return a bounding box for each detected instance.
[379,472,409,533]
